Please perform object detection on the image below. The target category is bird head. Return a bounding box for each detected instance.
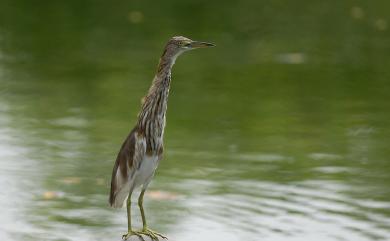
[162,36,215,62]
[170,36,215,50]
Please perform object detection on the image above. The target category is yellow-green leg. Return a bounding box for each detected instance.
[122,192,144,241]
[138,189,167,240]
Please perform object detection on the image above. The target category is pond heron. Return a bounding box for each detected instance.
[109,36,215,240]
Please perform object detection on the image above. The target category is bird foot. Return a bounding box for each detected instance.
[122,231,145,241]
[122,229,167,241]
[139,228,167,241]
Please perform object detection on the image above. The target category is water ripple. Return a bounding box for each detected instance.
[173,179,390,241]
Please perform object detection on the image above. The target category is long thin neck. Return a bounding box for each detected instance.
[146,50,176,96]
[156,47,180,77]
[137,54,174,136]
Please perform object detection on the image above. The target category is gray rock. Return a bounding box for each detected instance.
[121,234,158,241]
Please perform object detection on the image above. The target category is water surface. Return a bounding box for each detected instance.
[0,1,389,241]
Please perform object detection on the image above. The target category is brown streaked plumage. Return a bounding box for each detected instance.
[109,36,214,241]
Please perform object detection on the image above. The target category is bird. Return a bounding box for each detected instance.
[109,36,215,241]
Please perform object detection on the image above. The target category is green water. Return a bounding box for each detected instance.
[1,1,390,241]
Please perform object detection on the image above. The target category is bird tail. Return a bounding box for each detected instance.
[109,167,129,208]
[109,186,129,208]
[109,128,136,208]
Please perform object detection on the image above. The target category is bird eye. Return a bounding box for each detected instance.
[178,41,190,47]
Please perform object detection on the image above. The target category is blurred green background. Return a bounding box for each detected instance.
[0,1,389,241]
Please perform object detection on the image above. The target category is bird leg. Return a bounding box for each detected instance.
[137,189,167,240]
[122,192,144,241]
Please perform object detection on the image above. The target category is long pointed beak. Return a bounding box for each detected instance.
[189,41,215,48]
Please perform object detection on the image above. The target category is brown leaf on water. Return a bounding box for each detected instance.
[146,190,179,201]
[42,191,64,200]
[60,177,81,185]
[43,191,56,200]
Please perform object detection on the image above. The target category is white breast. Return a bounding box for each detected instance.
[133,155,159,189]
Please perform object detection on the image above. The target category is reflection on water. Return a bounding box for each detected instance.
[1,0,390,241]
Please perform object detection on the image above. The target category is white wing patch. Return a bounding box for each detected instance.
[133,154,159,189]
[130,134,159,189]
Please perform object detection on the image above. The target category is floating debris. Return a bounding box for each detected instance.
[374,18,387,31]
[96,178,105,186]
[351,6,364,19]
[128,11,144,24]
[146,190,179,200]
[42,191,64,200]
[275,52,306,64]
[60,177,81,185]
